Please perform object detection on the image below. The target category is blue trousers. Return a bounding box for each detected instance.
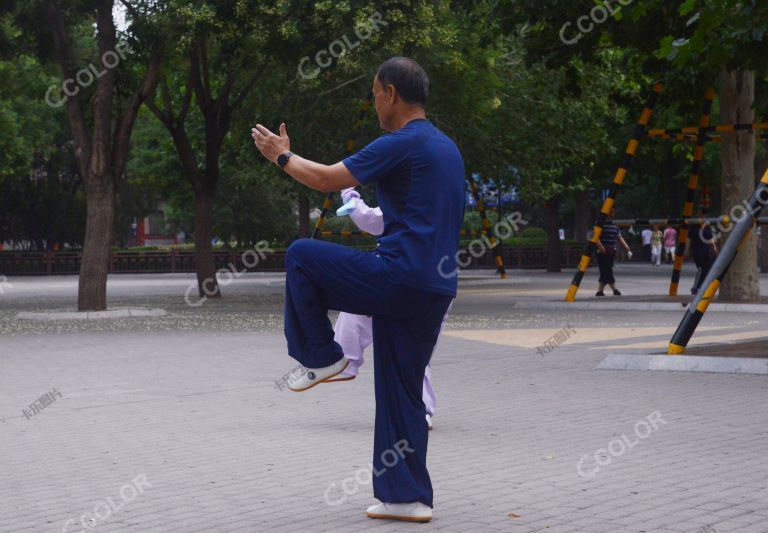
[284,239,452,507]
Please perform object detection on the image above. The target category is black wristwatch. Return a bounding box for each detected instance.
[277,151,294,169]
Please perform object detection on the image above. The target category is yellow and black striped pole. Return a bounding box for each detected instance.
[647,121,768,138]
[650,133,767,143]
[310,195,335,240]
[668,169,768,354]
[311,94,372,239]
[669,88,715,296]
[469,178,507,278]
[565,82,663,301]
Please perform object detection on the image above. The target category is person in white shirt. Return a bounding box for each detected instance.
[327,187,440,430]
[641,227,652,262]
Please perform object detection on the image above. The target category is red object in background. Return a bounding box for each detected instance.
[136,216,178,247]
[701,184,712,209]
[137,216,146,244]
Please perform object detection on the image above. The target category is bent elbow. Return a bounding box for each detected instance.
[317,180,335,194]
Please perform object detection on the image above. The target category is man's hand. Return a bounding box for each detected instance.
[251,123,290,164]
[341,187,360,203]
[250,123,360,192]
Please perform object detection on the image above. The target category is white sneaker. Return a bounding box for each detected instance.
[324,373,356,383]
[287,358,350,392]
[324,367,357,383]
[426,413,433,430]
[366,501,432,522]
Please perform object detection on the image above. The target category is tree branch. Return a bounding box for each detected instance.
[231,62,269,111]
[170,124,203,192]
[217,70,238,113]
[91,0,118,180]
[315,74,368,97]
[46,1,91,181]
[160,75,174,119]
[200,37,211,103]
[145,75,200,190]
[190,39,210,111]
[117,0,141,21]
[112,39,167,180]
[145,98,169,125]
[178,74,194,124]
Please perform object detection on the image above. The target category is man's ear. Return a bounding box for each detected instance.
[386,84,397,104]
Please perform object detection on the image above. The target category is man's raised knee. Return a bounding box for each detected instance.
[286,238,315,265]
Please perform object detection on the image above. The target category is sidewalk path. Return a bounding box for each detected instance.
[2,269,767,532]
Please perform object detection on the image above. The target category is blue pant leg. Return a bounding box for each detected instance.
[371,293,452,508]
[283,239,394,368]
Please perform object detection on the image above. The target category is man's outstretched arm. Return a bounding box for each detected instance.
[251,123,360,193]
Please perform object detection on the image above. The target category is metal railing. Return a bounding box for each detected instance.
[0,244,588,275]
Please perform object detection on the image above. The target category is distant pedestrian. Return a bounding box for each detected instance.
[687,208,718,295]
[640,227,652,262]
[596,209,633,296]
[663,225,677,263]
[651,225,663,266]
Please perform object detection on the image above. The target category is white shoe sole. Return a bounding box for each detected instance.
[324,373,357,383]
[288,360,350,392]
[366,511,432,522]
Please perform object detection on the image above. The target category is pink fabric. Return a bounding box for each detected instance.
[663,227,677,247]
[333,312,437,415]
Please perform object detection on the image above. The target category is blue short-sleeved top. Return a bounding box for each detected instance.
[343,118,465,296]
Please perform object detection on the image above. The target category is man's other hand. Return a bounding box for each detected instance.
[251,123,290,163]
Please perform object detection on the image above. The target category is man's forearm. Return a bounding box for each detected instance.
[283,155,359,193]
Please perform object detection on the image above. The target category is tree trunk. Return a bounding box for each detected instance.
[298,192,310,238]
[77,178,115,311]
[545,195,561,273]
[719,69,759,301]
[193,191,220,298]
[574,189,589,242]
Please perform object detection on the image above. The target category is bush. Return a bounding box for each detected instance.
[462,211,483,233]
[520,227,547,241]
[321,215,357,232]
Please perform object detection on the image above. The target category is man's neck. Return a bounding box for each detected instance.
[391,108,427,131]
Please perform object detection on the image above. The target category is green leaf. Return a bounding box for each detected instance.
[679,0,696,16]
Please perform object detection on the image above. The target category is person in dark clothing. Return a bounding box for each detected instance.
[687,208,719,295]
[251,57,463,523]
[596,208,632,296]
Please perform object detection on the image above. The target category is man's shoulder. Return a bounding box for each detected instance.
[403,119,455,142]
[422,124,462,161]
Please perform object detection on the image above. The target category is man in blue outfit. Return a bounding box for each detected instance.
[251,57,465,522]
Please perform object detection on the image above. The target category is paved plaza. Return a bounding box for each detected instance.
[1,264,767,532]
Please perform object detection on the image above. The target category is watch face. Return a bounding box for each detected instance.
[278,152,292,168]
